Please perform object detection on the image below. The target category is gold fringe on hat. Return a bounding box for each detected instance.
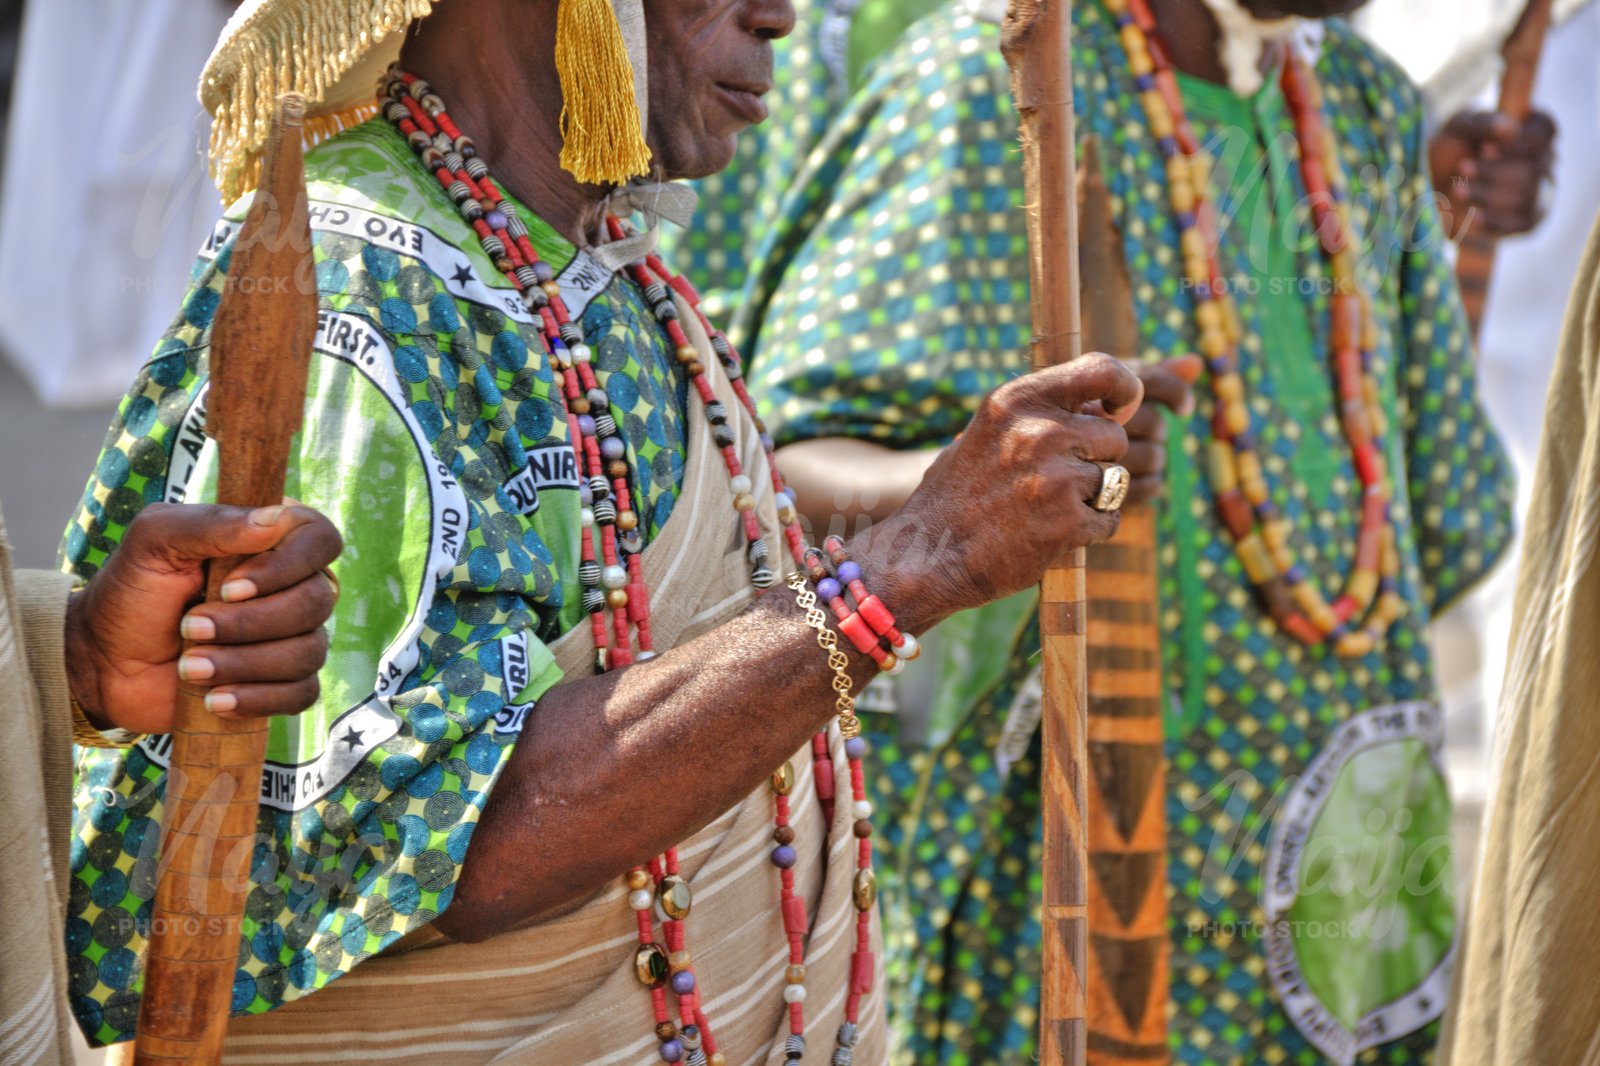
[555,0,653,185]
[202,0,439,203]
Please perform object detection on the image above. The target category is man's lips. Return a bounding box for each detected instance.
[713,82,770,124]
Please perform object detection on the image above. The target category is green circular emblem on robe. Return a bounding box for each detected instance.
[1262,702,1455,1066]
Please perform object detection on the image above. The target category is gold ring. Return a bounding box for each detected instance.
[1092,464,1130,512]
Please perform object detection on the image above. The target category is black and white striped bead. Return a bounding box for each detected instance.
[836,1022,858,1047]
[704,401,728,425]
[593,412,618,439]
[581,587,605,614]
[559,322,584,346]
[784,1034,806,1058]
[592,498,617,525]
[514,265,539,289]
[578,561,602,587]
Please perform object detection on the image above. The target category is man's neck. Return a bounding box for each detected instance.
[1146,0,1282,88]
[400,8,610,247]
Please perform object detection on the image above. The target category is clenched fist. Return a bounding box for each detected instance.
[65,502,342,733]
[862,353,1144,632]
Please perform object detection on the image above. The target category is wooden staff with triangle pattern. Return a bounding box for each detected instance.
[1077,138,1172,1066]
[134,94,317,1065]
[998,1,1091,1062]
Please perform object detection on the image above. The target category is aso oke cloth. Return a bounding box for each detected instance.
[665,1,1514,1062]
[63,118,884,1063]
[1439,214,1600,1066]
[0,509,77,1066]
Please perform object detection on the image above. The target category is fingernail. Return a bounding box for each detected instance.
[249,506,285,527]
[178,655,215,682]
[205,691,238,717]
[220,579,257,602]
[180,614,216,641]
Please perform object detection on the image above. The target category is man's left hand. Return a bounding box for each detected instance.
[1430,110,1557,239]
[65,502,342,734]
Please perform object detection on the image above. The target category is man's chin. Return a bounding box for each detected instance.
[653,138,739,183]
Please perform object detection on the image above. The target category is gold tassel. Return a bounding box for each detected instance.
[555,0,652,186]
[204,0,438,203]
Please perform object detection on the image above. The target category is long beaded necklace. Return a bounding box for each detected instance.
[1109,0,1405,658]
[380,68,902,1065]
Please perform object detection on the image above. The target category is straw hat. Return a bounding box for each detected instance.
[199,0,651,202]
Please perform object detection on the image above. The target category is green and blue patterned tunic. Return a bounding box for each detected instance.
[61,119,691,1046]
[666,3,1514,1063]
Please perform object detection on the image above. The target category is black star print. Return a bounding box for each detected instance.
[340,726,365,751]
[450,263,474,286]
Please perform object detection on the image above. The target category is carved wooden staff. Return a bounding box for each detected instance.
[134,94,317,1065]
[1077,138,1171,1066]
[1455,0,1554,337]
[998,1,1089,1061]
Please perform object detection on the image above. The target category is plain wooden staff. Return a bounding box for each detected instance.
[133,94,317,1065]
[999,0,1089,1062]
[1455,0,1555,338]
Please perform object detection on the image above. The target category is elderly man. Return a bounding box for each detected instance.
[2,501,339,1066]
[666,0,1536,1062]
[62,0,1143,1061]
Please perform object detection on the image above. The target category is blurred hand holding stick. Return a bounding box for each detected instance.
[1450,0,1557,337]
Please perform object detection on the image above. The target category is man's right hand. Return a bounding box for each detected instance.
[65,502,342,733]
[866,353,1143,631]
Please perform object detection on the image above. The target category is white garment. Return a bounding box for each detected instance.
[0,0,229,408]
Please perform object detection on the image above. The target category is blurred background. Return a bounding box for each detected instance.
[0,7,1591,1058]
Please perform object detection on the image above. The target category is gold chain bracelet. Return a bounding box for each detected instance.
[788,572,860,739]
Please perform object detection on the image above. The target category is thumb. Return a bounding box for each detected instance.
[122,502,292,570]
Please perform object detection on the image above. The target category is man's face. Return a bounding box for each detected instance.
[642,0,795,180]
[1239,0,1369,16]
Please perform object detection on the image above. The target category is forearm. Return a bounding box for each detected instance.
[435,519,936,941]
[438,357,1144,939]
[776,438,940,540]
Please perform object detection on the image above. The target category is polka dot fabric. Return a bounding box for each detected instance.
[675,3,1514,1063]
